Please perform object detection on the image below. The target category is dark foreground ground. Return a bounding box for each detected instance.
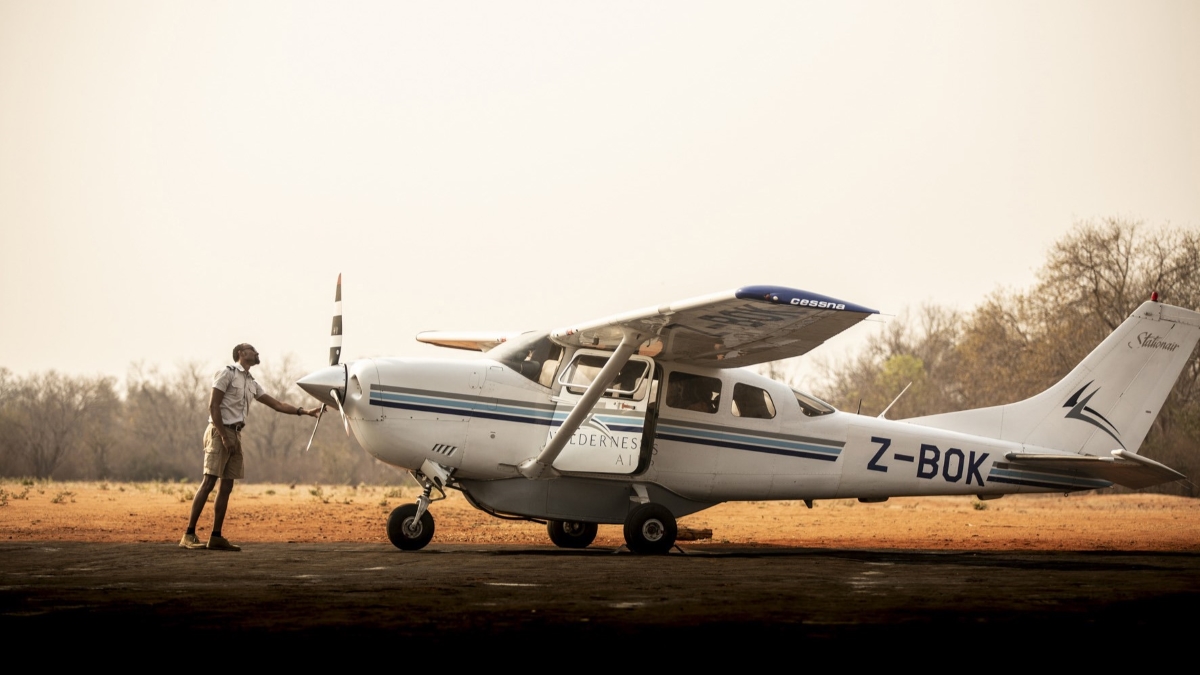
[2,542,1197,656]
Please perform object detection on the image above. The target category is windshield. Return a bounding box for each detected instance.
[490,331,563,386]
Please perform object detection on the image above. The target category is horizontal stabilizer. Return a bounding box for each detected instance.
[416,331,520,352]
[1003,450,1186,490]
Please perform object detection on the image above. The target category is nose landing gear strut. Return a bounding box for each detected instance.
[385,461,451,551]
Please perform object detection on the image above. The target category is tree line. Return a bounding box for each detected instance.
[2,219,1197,493]
[0,357,404,485]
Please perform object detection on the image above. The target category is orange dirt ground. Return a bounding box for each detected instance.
[1,480,1197,551]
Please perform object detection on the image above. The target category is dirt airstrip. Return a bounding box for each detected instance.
[2,480,1197,550]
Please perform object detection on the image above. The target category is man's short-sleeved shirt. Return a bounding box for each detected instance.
[210,364,266,426]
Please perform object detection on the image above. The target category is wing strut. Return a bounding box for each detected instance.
[518,331,645,479]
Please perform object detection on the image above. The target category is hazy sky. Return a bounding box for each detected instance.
[2,1,1198,389]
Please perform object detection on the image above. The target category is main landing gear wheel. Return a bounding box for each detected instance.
[387,504,435,550]
[547,520,598,549]
[623,503,677,555]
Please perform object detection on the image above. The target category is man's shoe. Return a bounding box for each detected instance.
[179,533,205,550]
[206,535,241,551]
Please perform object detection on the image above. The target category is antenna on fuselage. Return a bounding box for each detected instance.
[877,382,912,420]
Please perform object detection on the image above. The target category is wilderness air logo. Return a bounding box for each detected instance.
[1063,381,1124,449]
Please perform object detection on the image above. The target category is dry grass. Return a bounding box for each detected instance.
[1,479,1197,550]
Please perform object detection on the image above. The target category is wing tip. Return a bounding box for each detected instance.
[735,285,878,315]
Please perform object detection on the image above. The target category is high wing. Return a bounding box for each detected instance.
[549,285,878,368]
[416,331,521,352]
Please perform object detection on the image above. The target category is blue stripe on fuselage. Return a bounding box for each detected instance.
[656,421,842,462]
[369,390,644,431]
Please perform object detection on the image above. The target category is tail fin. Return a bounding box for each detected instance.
[906,301,1200,456]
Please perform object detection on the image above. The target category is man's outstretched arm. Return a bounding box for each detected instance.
[256,394,320,417]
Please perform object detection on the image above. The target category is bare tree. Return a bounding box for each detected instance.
[816,304,961,418]
[0,368,22,475]
[122,361,212,479]
[82,379,122,478]
[0,371,117,478]
[1040,219,1200,329]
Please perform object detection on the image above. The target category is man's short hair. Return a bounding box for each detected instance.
[233,343,254,361]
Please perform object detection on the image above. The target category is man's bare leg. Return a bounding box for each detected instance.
[212,478,235,535]
[188,474,219,532]
[180,474,218,548]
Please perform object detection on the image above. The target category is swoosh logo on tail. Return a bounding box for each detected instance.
[1063,381,1124,449]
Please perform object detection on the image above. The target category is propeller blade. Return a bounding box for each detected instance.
[331,388,350,436]
[303,405,326,453]
[329,273,343,366]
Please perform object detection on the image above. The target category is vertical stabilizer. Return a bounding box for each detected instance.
[905,301,1200,456]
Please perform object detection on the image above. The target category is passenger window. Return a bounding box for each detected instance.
[732,383,776,419]
[793,389,836,417]
[665,371,722,414]
[559,355,650,400]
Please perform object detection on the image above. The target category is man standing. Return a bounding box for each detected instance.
[180,343,320,551]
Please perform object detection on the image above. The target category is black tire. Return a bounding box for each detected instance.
[386,503,435,551]
[547,520,598,549]
[623,503,677,555]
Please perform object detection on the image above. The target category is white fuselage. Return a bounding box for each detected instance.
[335,355,1098,509]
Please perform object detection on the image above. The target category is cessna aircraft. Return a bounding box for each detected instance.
[297,278,1199,554]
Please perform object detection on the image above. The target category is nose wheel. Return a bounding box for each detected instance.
[386,503,435,550]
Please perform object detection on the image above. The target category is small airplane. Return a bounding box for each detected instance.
[298,278,1200,553]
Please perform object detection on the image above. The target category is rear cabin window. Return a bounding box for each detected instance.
[793,389,836,417]
[732,383,776,419]
[666,371,722,414]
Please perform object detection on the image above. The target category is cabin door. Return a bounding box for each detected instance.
[548,349,655,475]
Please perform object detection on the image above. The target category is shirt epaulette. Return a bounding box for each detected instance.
[226,365,237,371]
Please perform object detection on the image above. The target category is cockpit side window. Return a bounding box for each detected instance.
[732,383,776,419]
[665,371,722,414]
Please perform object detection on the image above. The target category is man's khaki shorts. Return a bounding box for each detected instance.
[203,423,245,480]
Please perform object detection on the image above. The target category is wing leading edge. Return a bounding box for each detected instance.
[415,331,520,352]
[550,285,878,368]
